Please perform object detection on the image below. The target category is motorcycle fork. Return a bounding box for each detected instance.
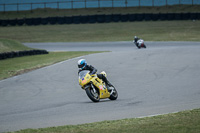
[91,84,97,93]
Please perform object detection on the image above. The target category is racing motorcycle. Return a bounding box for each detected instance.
[133,39,146,49]
[79,70,118,102]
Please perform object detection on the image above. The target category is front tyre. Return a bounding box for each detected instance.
[85,87,100,102]
[109,86,118,100]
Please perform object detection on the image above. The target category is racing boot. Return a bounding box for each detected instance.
[101,74,113,90]
[102,76,113,87]
[106,81,113,87]
[105,81,114,92]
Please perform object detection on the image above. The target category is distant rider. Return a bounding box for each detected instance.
[78,59,113,87]
[134,36,146,49]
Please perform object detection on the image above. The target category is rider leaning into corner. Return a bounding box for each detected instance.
[78,59,113,87]
[134,36,146,49]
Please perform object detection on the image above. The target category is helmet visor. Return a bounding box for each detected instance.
[78,63,85,69]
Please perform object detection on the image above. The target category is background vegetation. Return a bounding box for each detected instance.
[1,5,200,42]
[0,21,200,42]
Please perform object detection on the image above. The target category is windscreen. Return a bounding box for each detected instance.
[79,70,90,79]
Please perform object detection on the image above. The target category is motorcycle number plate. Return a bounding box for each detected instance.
[82,78,86,83]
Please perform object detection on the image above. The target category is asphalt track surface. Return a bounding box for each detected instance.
[1,41,200,132]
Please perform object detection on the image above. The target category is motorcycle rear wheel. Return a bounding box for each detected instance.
[86,88,100,102]
[109,86,118,100]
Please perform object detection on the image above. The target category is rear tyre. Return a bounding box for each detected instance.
[108,86,118,100]
[86,87,100,102]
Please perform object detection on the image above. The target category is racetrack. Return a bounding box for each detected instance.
[0,41,200,132]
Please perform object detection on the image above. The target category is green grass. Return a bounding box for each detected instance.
[1,5,200,19]
[0,39,103,80]
[0,20,200,42]
[10,108,200,133]
[0,39,33,53]
[0,51,103,80]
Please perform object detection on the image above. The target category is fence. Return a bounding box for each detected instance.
[0,0,200,12]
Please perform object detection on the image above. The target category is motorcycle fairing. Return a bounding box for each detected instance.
[79,70,110,99]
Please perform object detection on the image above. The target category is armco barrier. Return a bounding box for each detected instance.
[167,13,175,20]
[41,18,48,25]
[9,19,17,26]
[182,13,190,20]
[174,13,182,20]
[17,19,25,26]
[1,13,200,26]
[33,18,41,25]
[1,20,9,26]
[121,14,129,22]
[105,15,112,23]
[73,16,81,24]
[152,14,159,21]
[25,18,33,25]
[48,17,58,25]
[198,13,200,19]
[58,17,66,24]
[144,13,152,21]
[80,16,89,24]
[66,17,73,24]
[88,15,96,23]
[96,15,105,23]
[136,13,144,21]
[112,14,121,22]
[190,13,197,20]
[160,13,167,20]
[129,14,136,21]
[0,50,49,60]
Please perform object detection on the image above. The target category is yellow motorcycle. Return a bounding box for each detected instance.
[79,70,118,102]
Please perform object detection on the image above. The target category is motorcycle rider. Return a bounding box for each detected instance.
[134,36,140,48]
[78,59,113,87]
[134,36,146,49]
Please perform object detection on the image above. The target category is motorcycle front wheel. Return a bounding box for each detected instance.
[85,87,100,102]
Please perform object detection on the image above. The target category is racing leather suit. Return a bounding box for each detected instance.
[134,37,140,48]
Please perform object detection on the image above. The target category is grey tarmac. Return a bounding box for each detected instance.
[0,41,200,132]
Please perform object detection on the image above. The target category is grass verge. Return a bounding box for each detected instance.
[0,21,200,42]
[0,39,104,80]
[10,108,200,133]
[0,51,103,80]
[0,39,33,53]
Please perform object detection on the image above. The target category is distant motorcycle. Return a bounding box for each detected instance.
[133,39,146,49]
[79,70,118,102]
